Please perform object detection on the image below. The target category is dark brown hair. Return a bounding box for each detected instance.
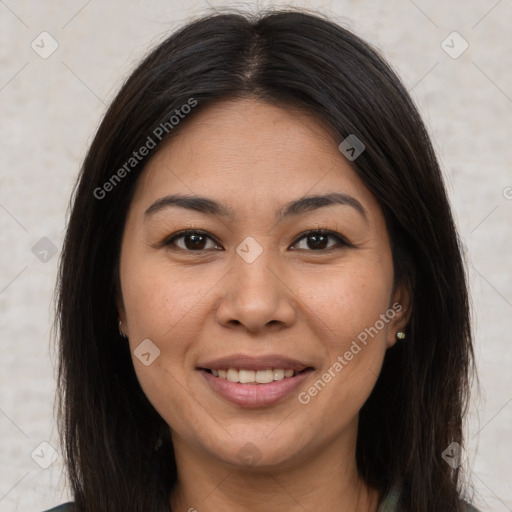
[55,7,477,511]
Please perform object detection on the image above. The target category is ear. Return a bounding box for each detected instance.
[117,297,126,321]
[116,290,128,337]
[386,281,412,349]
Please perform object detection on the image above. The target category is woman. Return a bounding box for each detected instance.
[47,8,480,512]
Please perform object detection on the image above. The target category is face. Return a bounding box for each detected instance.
[118,98,410,470]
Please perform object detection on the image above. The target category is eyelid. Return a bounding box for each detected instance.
[291,229,353,250]
[160,229,222,249]
[160,228,353,251]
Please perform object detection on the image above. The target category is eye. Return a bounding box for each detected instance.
[290,230,351,251]
[162,229,222,251]
[161,228,352,253]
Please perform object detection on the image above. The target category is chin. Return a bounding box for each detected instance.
[202,433,309,471]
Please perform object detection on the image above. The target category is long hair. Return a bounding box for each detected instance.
[55,8,476,511]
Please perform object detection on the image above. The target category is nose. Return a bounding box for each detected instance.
[215,244,297,333]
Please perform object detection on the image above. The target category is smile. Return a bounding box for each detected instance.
[206,367,296,383]
[198,367,314,408]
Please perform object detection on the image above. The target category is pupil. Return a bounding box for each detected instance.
[186,234,206,250]
[309,234,327,250]
[182,233,328,251]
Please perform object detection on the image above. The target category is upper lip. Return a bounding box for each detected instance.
[197,354,313,372]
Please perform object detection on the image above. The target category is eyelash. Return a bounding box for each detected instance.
[160,228,353,253]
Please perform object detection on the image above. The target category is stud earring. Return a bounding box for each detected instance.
[396,330,406,340]
[118,320,127,339]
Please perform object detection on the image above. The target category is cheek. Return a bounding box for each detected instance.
[121,255,224,410]
[300,262,393,348]
[122,258,209,343]
[121,260,207,426]
[294,262,393,410]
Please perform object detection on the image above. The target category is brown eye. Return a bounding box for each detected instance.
[162,229,351,253]
[291,230,350,251]
[163,230,222,251]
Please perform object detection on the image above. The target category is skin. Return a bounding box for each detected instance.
[118,98,411,512]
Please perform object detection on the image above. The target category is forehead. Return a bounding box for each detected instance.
[131,98,381,223]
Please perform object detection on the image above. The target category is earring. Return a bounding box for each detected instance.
[118,320,127,339]
[396,330,406,340]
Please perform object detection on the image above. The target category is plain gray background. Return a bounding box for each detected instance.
[1,1,511,510]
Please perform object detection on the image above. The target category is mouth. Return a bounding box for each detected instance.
[199,367,312,384]
[196,355,315,408]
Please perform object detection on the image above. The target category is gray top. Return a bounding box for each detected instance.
[378,486,401,511]
[44,487,480,511]
[377,486,480,512]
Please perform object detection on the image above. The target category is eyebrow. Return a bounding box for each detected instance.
[144,192,368,223]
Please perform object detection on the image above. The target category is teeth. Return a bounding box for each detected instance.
[273,369,284,380]
[208,367,299,384]
[239,369,256,383]
[227,368,238,382]
[255,369,273,384]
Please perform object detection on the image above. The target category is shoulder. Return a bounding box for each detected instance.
[42,498,480,512]
[42,503,74,512]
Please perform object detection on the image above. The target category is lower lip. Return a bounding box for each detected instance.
[199,369,314,408]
